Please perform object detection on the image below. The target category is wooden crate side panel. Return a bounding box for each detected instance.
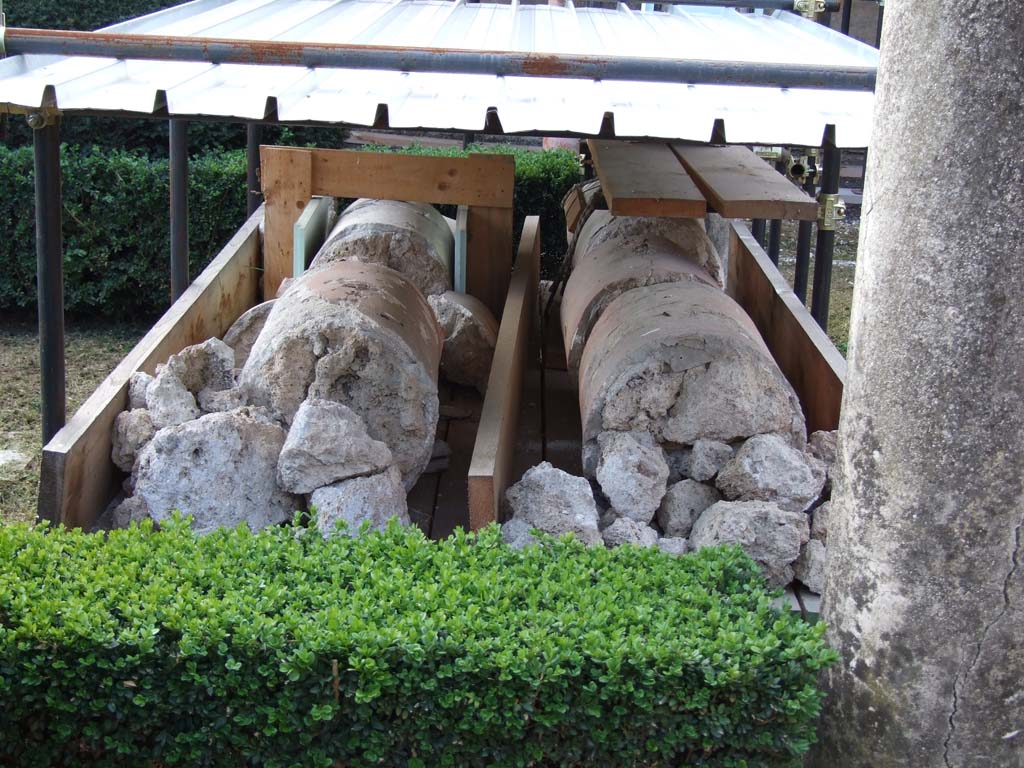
[467,216,541,530]
[39,209,264,529]
[727,222,846,433]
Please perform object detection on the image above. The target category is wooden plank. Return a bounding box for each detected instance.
[588,139,707,218]
[671,144,819,221]
[727,221,846,433]
[542,367,583,476]
[466,205,515,321]
[432,397,480,539]
[467,216,540,530]
[309,148,515,209]
[261,146,312,299]
[38,209,264,529]
[293,195,332,278]
[454,205,469,293]
[510,365,544,508]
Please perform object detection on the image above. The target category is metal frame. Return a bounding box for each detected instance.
[811,124,840,329]
[169,119,189,302]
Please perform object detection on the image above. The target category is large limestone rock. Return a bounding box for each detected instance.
[656,479,720,538]
[165,338,235,395]
[311,199,454,296]
[128,371,154,410]
[277,399,393,494]
[716,434,826,513]
[689,500,809,586]
[239,262,442,489]
[130,407,299,535]
[810,500,831,542]
[807,429,838,466]
[110,409,156,473]
[311,466,409,538]
[656,537,690,557]
[428,291,498,394]
[795,539,827,595]
[595,430,669,523]
[145,369,200,429]
[223,300,276,368]
[503,462,602,546]
[501,518,538,550]
[688,439,734,482]
[601,517,658,548]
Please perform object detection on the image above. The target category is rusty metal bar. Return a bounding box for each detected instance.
[169,119,189,301]
[1,27,877,91]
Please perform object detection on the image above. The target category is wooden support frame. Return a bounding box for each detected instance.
[727,221,846,433]
[260,146,515,317]
[38,208,264,528]
[589,139,707,218]
[467,216,540,530]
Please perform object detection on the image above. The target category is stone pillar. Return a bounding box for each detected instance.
[811,2,1023,767]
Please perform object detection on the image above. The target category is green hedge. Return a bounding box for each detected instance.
[0,519,835,767]
[0,144,578,317]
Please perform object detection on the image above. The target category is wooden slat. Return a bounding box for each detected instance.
[727,222,846,433]
[467,216,540,530]
[671,144,819,220]
[542,367,583,476]
[38,209,264,528]
[588,139,707,218]
[309,148,515,208]
[466,205,515,320]
[293,195,333,278]
[432,402,479,539]
[510,365,544,509]
[261,147,312,299]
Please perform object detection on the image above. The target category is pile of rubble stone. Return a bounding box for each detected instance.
[103,199,497,538]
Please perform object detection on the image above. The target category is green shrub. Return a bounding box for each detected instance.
[0,519,835,767]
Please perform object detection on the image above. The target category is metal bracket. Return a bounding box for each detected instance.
[793,0,826,18]
[818,193,846,231]
[753,145,784,162]
[26,109,60,130]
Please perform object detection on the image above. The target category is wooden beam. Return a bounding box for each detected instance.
[261,146,312,299]
[727,221,846,433]
[466,205,515,320]
[671,144,819,221]
[38,208,264,529]
[468,216,540,530]
[454,205,468,293]
[588,139,707,218]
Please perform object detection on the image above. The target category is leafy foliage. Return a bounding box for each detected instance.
[0,519,835,767]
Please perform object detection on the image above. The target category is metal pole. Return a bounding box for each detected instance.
[840,0,853,35]
[810,124,840,329]
[874,1,884,47]
[32,115,65,446]
[793,152,816,303]
[246,122,262,218]
[169,119,189,302]
[751,219,766,247]
[1,28,877,92]
[766,158,785,265]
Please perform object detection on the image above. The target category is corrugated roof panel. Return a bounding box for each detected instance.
[0,0,879,147]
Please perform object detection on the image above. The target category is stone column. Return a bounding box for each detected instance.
[810,2,1023,766]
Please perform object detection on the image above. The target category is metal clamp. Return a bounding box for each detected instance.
[25,109,60,129]
[794,0,826,18]
[818,193,846,231]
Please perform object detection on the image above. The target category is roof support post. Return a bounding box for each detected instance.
[840,0,852,35]
[31,113,65,449]
[810,123,839,329]
[766,157,786,265]
[169,119,189,302]
[751,218,766,247]
[793,151,817,303]
[246,122,263,218]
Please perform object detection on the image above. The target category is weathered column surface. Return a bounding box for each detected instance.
[811,2,1023,766]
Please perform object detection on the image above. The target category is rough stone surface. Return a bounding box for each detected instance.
[311,199,454,296]
[665,448,691,484]
[277,399,393,494]
[595,431,669,523]
[106,495,150,530]
[130,407,299,535]
[128,371,154,410]
[689,500,809,587]
[239,262,441,489]
[223,300,276,368]
[165,338,236,395]
[807,430,838,466]
[656,537,690,557]
[811,6,1024,765]
[716,434,826,513]
[601,517,658,548]
[795,539,827,595]
[110,409,156,473]
[656,479,720,538]
[502,462,602,546]
[810,500,831,542]
[501,518,538,550]
[428,291,498,393]
[197,386,247,414]
[145,369,200,429]
[311,466,409,538]
[689,439,734,482]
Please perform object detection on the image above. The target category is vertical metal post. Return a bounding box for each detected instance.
[767,158,785,265]
[751,218,767,247]
[246,122,263,218]
[811,124,840,329]
[875,0,884,47]
[169,119,189,301]
[794,151,817,303]
[32,115,66,446]
[840,0,853,35]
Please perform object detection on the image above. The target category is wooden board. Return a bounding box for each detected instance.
[466,205,515,320]
[293,195,333,278]
[727,221,846,433]
[38,208,264,528]
[454,205,469,293]
[467,216,540,530]
[261,147,312,299]
[432,410,479,539]
[588,140,707,218]
[542,367,583,476]
[671,144,819,221]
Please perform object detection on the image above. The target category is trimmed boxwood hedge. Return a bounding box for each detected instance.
[0,519,835,767]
